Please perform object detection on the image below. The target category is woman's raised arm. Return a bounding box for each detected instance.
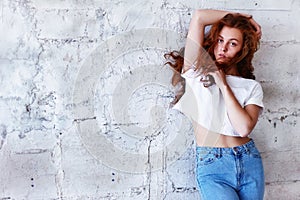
[183,9,230,72]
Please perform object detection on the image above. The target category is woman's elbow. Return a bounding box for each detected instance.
[192,10,205,23]
[237,125,255,137]
[239,131,251,138]
[237,117,258,137]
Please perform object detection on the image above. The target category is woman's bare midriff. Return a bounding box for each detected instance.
[192,120,251,147]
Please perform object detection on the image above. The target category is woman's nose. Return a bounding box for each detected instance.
[221,44,227,52]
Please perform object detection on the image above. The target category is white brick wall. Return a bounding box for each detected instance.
[0,0,299,199]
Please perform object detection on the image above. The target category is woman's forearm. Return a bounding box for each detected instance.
[184,9,232,72]
[192,9,230,27]
[221,85,260,137]
[187,9,231,46]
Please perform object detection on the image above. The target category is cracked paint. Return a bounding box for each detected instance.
[0,0,299,199]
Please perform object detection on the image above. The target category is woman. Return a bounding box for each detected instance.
[165,9,265,200]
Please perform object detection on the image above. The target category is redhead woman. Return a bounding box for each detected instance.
[165,9,264,200]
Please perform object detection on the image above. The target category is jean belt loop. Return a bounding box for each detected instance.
[243,142,249,154]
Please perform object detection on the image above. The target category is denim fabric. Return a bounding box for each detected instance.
[196,139,265,200]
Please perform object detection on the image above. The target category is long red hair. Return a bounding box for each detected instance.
[165,13,260,80]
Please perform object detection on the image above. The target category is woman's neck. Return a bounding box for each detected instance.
[216,62,240,76]
[224,64,240,76]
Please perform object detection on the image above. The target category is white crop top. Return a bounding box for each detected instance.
[172,69,264,137]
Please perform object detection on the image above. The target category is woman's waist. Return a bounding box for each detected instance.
[193,122,251,147]
[195,138,257,156]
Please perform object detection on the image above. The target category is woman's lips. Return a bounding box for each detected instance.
[216,54,228,63]
[218,53,226,58]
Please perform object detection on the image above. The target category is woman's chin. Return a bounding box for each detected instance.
[215,61,230,69]
[216,60,228,65]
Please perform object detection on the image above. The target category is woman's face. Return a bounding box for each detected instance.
[214,26,243,65]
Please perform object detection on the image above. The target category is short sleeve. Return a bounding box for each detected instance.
[245,82,264,109]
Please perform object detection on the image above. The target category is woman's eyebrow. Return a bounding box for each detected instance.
[219,35,240,42]
[229,38,240,42]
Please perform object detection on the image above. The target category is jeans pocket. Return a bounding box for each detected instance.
[197,151,221,166]
[248,147,262,159]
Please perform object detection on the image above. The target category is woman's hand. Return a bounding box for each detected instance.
[200,69,228,90]
[202,69,260,137]
[249,17,262,39]
[239,13,262,39]
[236,12,262,39]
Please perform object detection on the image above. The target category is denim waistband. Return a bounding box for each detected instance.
[196,139,256,155]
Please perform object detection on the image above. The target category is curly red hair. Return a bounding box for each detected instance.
[165,13,260,80]
[203,13,260,79]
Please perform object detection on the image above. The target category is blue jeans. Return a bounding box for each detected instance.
[196,139,265,200]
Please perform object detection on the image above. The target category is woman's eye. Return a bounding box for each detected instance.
[230,42,237,46]
[217,39,223,43]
